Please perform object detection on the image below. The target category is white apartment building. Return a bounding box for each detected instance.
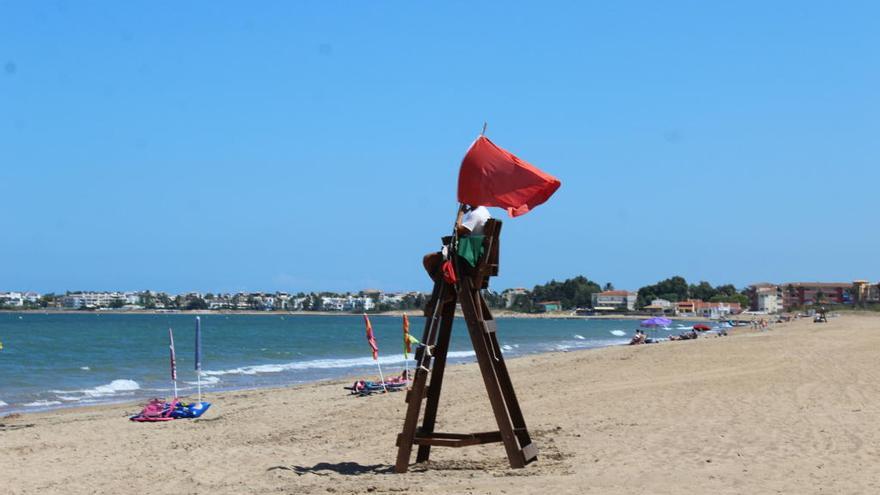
[62,292,125,309]
[591,290,637,311]
[755,289,782,313]
[321,296,376,312]
[0,291,24,307]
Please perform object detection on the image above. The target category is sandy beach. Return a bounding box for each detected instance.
[3,313,880,494]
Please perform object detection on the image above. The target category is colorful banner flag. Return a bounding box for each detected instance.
[194,316,202,372]
[168,327,178,381]
[457,136,561,217]
[364,314,379,360]
[403,314,420,359]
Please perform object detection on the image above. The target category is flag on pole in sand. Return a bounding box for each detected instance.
[168,327,179,399]
[194,316,203,402]
[194,316,202,372]
[364,313,379,360]
[363,314,387,392]
[457,136,561,217]
[403,314,419,359]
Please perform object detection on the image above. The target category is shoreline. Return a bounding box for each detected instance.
[1,308,722,321]
[0,317,756,418]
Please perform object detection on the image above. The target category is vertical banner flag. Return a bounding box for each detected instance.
[364,314,379,360]
[403,314,411,359]
[168,328,178,381]
[194,316,202,372]
[403,314,419,359]
[457,136,561,217]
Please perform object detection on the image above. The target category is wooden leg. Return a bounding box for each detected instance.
[395,280,452,473]
[457,277,527,469]
[480,297,536,458]
[416,297,456,463]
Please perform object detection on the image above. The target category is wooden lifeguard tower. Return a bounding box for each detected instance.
[394,217,538,473]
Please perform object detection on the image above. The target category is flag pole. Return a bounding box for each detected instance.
[168,327,178,400]
[376,358,388,394]
[195,316,202,403]
[403,313,409,386]
[364,313,388,393]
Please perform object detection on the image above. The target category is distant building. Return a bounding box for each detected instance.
[0,291,24,307]
[695,301,742,318]
[503,288,529,308]
[747,284,783,313]
[321,295,376,312]
[643,298,674,314]
[61,292,123,309]
[675,300,697,315]
[536,301,562,312]
[591,291,637,312]
[780,282,853,309]
[852,280,880,304]
[675,299,742,317]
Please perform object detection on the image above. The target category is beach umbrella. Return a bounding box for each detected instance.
[363,314,387,392]
[168,328,178,399]
[640,317,672,340]
[640,317,672,327]
[693,324,711,331]
[194,316,202,402]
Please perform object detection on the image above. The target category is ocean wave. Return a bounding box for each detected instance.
[184,375,221,386]
[51,379,140,399]
[80,366,90,371]
[555,338,630,351]
[502,344,513,351]
[574,334,585,340]
[610,330,627,337]
[0,400,7,407]
[202,351,477,377]
[24,400,62,407]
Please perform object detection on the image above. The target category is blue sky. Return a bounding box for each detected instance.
[1,2,878,294]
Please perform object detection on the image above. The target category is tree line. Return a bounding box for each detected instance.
[502,275,750,313]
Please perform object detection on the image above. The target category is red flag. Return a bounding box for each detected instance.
[364,314,379,360]
[403,314,411,356]
[457,136,561,217]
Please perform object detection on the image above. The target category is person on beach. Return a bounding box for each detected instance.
[422,204,491,282]
[457,205,491,237]
[629,330,646,345]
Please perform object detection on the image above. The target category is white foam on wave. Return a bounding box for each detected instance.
[184,376,221,386]
[610,330,627,337]
[574,334,585,340]
[202,351,477,377]
[502,344,513,351]
[0,400,7,407]
[51,379,140,399]
[24,400,62,407]
[80,366,90,371]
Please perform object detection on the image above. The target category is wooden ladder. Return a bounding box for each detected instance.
[395,219,538,473]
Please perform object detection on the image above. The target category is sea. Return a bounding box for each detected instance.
[0,312,703,415]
